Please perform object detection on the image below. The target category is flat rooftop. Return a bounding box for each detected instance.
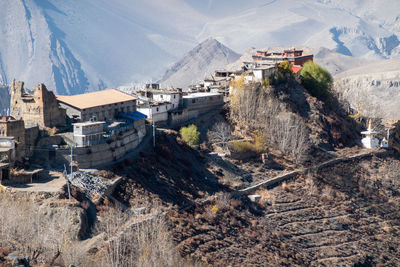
[183,92,222,99]
[254,65,276,70]
[73,121,105,127]
[144,89,180,94]
[57,89,137,110]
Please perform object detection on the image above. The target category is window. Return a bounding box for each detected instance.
[192,99,195,103]
[174,95,176,99]
[156,107,159,112]
[160,95,163,99]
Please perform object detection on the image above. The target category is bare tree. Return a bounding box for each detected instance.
[229,81,310,165]
[207,122,233,150]
[95,206,196,267]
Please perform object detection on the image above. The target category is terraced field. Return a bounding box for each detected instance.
[170,153,400,266]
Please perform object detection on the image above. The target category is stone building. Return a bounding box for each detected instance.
[10,80,66,128]
[137,89,181,109]
[253,65,277,81]
[252,48,313,66]
[182,92,224,114]
[57,89,137,122]
[0,116,39,161]
[0,116,25,161]
[137,102,174,124]
[73,121,105,147]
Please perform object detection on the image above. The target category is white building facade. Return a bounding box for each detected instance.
[73,121,105,147]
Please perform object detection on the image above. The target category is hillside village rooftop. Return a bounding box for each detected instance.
[57,89,137,110]
[182,92,222,98]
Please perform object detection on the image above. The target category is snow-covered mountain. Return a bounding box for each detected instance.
[159,38,239,88]
[0,0,399,94]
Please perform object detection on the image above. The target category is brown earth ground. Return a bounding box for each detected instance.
[111,131,400,266]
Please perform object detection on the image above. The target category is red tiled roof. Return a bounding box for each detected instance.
[291,65,302,74]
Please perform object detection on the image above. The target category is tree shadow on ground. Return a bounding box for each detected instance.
[110,132,231,210]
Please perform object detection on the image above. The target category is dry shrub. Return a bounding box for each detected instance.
[231,140,256,153]
[94,206,196,267]
[305,172,317,196]
[0,193,84,265]
[321,186,334,201]
[215,192,231,211]
[43,126,58,136]
[281,181,290,192]
[230,198,243,209]
[256,189,276,205]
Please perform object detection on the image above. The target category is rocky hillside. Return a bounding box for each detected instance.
[334,59,400,119]
[170,152,400,266]
[228,76,361,165]
[159,38,240,88]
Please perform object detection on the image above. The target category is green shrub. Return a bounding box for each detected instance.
[180,124,200,147]
[300,61,333,98]
[261,77,271,88]
[278,60,293,77]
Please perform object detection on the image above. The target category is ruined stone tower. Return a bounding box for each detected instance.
[10,80,66,128]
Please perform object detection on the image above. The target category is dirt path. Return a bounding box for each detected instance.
[238,148,389,194]
[9,171,66,193]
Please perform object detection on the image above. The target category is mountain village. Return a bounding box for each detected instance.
[0,47,392,187]
[1,45,399,266]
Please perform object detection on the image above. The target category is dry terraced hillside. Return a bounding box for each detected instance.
[169,152,400,266]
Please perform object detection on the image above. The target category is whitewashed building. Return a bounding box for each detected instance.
[253,65,276,81]
[361,120,379,149]
[137,102,174,124]
[73,121,105,147]
[152,91,180,109]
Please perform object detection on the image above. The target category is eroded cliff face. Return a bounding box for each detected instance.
[334,59,400,119]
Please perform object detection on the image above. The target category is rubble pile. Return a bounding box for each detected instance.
[68,171,111,202]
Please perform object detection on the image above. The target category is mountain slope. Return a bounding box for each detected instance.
[334,58,400,119]
[159,38,240,88]
[198,0,400,59]
[0,0,399,94]
[0,0,88,95]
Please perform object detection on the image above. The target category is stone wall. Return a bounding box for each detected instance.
[168,108,199,126]
[183,94,224,114]
[25,126,39,158]
[54,125,146,169]
[10,80,66,128]
[0,117,25,160]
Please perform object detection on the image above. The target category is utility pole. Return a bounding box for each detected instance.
[70,145,74,177]
[64,164,71,202]
[152,120,155,148]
